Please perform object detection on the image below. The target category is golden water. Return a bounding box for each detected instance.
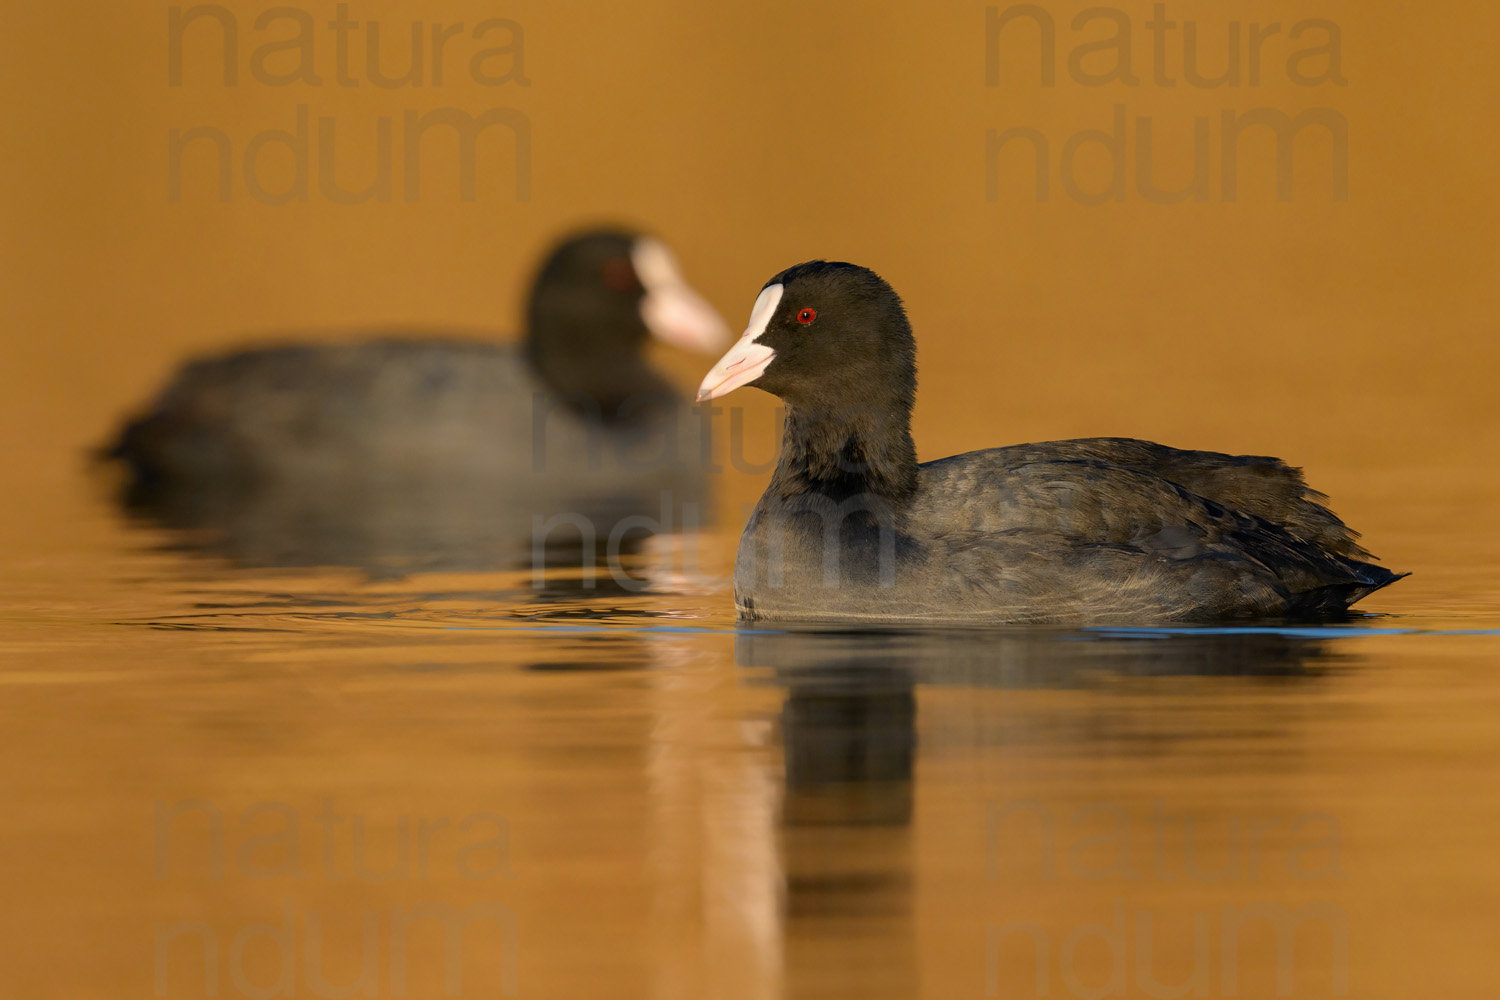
[1,456,1496,998]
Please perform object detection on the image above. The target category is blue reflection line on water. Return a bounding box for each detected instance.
[1083,626,1418,639]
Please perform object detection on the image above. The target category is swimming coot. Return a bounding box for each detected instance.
[697,261,1404,624]
[106,229,729,572]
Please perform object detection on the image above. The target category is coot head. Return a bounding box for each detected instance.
[696,261,916,412]
[526,229,728,357]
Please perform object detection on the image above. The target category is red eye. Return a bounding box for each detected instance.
[797,308,817,324]
[603,257,638,291]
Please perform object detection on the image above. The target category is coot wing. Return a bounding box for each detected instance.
[950,437,1370,558]
[917,451,1399,620]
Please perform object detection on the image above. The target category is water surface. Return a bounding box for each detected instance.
[1,468,1497,999]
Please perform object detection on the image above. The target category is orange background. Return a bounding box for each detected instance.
[2,0,1496,562]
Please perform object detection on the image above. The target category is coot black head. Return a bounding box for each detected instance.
[696,261,916,414]
[526,228,728,404]
[699,261,921,502]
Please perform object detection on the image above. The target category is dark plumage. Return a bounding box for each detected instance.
[104,229,727,571]
[697,261,1404,624]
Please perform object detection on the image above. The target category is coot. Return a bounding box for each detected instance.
[107,229,728,573]
[697,261,1404,624]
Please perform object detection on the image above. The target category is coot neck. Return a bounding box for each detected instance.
[524,319,672,422]
[769,400,919,506]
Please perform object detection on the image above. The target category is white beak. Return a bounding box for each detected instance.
[695,283,783,403]
[631,238,730,354]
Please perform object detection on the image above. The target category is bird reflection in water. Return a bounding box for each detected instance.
[740,625,1340,999]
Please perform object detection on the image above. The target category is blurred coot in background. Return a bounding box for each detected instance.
[102,228,728,573]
